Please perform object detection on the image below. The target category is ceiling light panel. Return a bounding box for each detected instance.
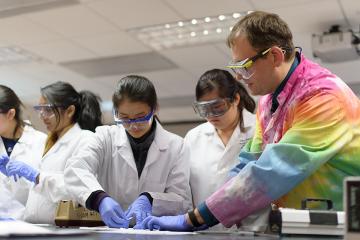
[128,11,251,51]
[0,46,49,65]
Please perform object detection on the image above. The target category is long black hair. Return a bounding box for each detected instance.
[40,81,102,132]
[195,69,256,131]
[112,75,159,121]
[0,85,25,138]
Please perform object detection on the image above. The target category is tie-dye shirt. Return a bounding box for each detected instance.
[198,53,360,228]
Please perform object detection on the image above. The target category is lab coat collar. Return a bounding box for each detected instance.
[46,123,82,148]
[115,120,168,151]
[13,125,37,157]
[17,125,40,145]
[0,125,37,146]
[114,120,168,175]
[202,121,251,143]
[41,123,82,159]
[55,123,82,145]
[0,125,36,157]
[203,122,216,136]
[152,121,169,151]
[114,125,128,147]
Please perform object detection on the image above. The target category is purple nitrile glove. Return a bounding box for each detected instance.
[6,160,39,183]
[99,197,129,228]
[125,195,152,229]
[141,214,193,231]
[0,154,10,176]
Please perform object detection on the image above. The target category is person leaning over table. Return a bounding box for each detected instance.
[64,75,192,229]
[141,10,360,231]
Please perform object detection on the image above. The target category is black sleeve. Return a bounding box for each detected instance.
[140,192,153,205]
[85,190,110,212]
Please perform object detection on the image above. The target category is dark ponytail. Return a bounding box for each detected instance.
[78,90,102,132]
[41,81,102,132]
[0,85,25,138]
[195,69,256,131]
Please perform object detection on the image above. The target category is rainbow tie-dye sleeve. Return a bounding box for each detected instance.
[228,111,263,177]
[201,89,360,228]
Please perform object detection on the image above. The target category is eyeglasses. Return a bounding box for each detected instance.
[113,110,154,129]
[193,98,232,118]
[33,104,64,119]
[226,47,271,79]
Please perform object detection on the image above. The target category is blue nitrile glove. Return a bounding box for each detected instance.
[141,214,192,231]
[0,217,14,221]
[125,195,152,229]
[99,197,129,228]
[0,155,10,176]
[6,160,39,183]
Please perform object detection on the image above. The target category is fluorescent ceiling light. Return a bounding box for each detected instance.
[0,46,48,65]
[128,11,250,51]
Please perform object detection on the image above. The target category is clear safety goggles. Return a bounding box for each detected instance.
[33,104,62,119]
[33,104,67,118]
[113,109,154,130]
[226,47,271,80]
[193,98,232,118]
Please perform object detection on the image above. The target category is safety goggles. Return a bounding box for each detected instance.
[113,110,154,130]
[33,104,63,118]
[193,98,232,118]
[226,47,271,79]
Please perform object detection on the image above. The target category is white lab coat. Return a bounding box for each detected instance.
[185,121,254,231]
[185,122,254,207]
[24,124,93,224]
[64,122,192,216]
[0,125,46,208]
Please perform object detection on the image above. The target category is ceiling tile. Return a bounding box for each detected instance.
[164,0,253,19]
[322,59,360,84]
[72,32,151,57]
[214,43,232,58]
[61,52,177,77]
[339,0,360,29]
[92,74,124,89]
[86,0,181,29]
[0,67,37,95]
[23,40,96,62]
[160,44,230,77]
[25,5,118,37]
[257,0,343,34]
[137,69,196,98]
[251,0,320,9]
[0,16,61,45]
[12,62,115,102]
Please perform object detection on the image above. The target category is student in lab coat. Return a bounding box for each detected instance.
[64,75,191,229]
[0,85,46,219]
[4,81,102,224]
[185,69,261,231]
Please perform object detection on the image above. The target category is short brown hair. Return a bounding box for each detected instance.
[227,11,295,61]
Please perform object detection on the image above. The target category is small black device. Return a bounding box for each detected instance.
[344,177,360,240]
